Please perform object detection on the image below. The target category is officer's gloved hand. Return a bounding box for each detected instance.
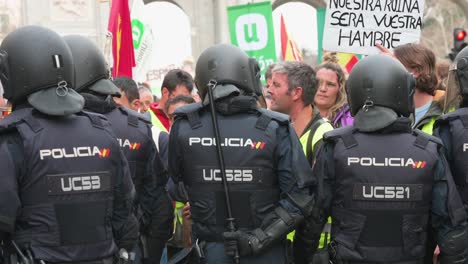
[223,230,261,257]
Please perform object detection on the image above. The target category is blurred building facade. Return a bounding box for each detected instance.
[1,0,466,63]
[0,0,324,59]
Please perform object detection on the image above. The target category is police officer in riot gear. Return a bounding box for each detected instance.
[434,46,468,262]
[63,34,173,264]
[168,44,316,263]
[0,26,136,263]
[293,54,468,264]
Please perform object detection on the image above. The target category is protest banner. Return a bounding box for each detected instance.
[227,1,277,83]
[131,0,155,82]
[323,0,425,55]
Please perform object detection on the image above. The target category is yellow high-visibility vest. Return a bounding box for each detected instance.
[287,121,333,249]
[420,117,436,135]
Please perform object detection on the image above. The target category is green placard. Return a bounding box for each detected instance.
[316,7,326,64]
[227,1,277,83]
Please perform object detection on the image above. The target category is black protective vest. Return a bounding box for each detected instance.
[174,104,285,242]
[324,127,439,263]
[0,108,120,262]
[104,107,154,189]
[437,108,468,207]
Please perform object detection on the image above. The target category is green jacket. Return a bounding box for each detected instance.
[413,100,443,135]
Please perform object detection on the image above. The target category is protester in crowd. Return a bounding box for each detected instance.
[148,74,194,262]
[138,85,154,113]
[269,61,333,162]
[378,43,442,135]
[165,95,195,126]
[164,94,196,257]
[314,53,353,128]
[436,60,450,91]
[268,61,333,260]
[113,76,141,111]
[149,69,194,132]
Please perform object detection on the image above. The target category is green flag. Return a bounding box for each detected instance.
[227,1,276,83]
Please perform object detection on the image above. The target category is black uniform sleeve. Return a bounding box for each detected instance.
[141,144,173,263]
[433,122,453,162]
[232,124,316,256]
[275,124,313,220]
[158,131,169,168]
[137,139,170,232]
[0,132,23,234]
[293,141,335,264]
[432,149,468,263]
[167,120,188,202]
[112,149,138,251]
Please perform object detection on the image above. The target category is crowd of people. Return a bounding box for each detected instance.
[0,24,467,264]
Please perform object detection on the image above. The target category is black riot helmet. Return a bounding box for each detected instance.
[0,25,84,116]
[346,54,415,117]
[195,44,262,100]
[63,35,120,96]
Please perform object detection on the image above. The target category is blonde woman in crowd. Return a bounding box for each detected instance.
[314,53,353,128]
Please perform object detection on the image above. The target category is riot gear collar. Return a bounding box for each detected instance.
[346,54,415,132]
[195,44,262,101]
[0,26,83,116]
[63,35,121,97]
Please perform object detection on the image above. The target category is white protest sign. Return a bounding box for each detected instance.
[131,0,155,82]
[323,0,425,55]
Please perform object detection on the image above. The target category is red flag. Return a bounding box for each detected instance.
[108,0,135,78]
[280,14,302,61]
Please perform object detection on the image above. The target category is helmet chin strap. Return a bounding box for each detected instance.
[362,100,374,112]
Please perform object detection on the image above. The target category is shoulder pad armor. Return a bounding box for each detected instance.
[76,110,108,130]
[323,126,357,149]
[0,108,33,129]
[257,108,289,124]
[412,129,443,147]
[437,111,457,122]
[437,108,468,126]
[0,108,39,134]
[323,126,354,141]
[118,107,151,124]
[173,102,204,117]
[173,103,204,129]
[81,110,108,120]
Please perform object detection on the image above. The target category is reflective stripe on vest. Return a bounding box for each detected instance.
[150,109,168,133]
[421,117,436,135]
[300,122,334,155]
[173,201,185,235]
[287,122,333,246]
